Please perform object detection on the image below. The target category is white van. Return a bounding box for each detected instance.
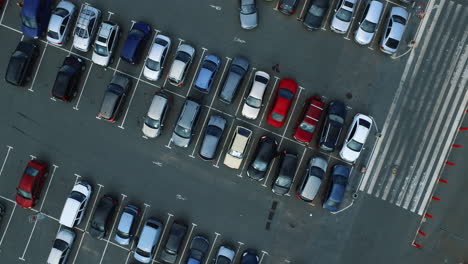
[223,126,253,169]
[59,181,93,228]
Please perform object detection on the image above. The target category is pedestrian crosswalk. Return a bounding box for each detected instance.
[359,0,468,215]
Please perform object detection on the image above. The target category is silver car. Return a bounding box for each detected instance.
[172,99,201,148]
[354,0,383,45]
[167,44,195,86]
[92,21,120,67]
[73,5,101,52]
[47,229,76,264]
[142,92,170,138]
[114,204,140,246]
[46,1,76,46]
[380,7,408,54]
[144,34,171,81]
[330,0,357,34]
[297,157,328,202]
[240,0,258,30]
[134,219,163,263]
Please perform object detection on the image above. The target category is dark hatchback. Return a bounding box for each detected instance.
[98,74,131,122]
[187,236,210,263]
[5,41,39,86]
[272,151,298,195]
[219,56,249,104]
[247,136,278,181]
[160,222,187,264]
[199,115,227,161]
[323,165,350,212]
[90,195,118,239]
[120,22,151,64]
[278,0,300,15]
[303,0,330,30]
[318,101,347,151]
[52,55,85,101]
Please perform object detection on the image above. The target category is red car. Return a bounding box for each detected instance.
[293,96,324,144]
[267,78,298,128]
[16,160,48,208]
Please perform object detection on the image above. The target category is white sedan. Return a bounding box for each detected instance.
[144,35,171,81]
[241,71,270,119]
[46,1,76,46]
[339,114,372,163]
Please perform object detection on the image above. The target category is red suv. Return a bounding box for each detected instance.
[267,78,298,128]
[16,160,48,208]
[293,96,324,144]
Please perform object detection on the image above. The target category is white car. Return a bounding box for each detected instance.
[59,181,92,228]
[380,7,409,54]
[47,229,76,264]
[214,246,235,264]
[354,0,383,45]
[339,114,372,163]
[92,21,120,67]
[330,0,357,34]
[46,1,76,46]
[73,5,101,52]
[241,71,270,119]
[143,35,171,81]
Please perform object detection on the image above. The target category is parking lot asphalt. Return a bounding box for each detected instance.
[0,0,426,263]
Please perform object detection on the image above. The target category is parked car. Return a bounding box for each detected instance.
[160,222,188,264]
[240,0,258,30]
[380,7,409,54]
[272,151,298,195]
[266,78,298,128]
[134,218,163,263]
[59,181,92,228]
[73,4,101,52]
[187,236,210,264]
[98,73,131,122]
[47,229,75,264]
[121,22,151,64]
[199,115,227,161]
[323,165,350,211]
[46,1,76,46]
[21,0,53,38]
[5,41,39,86]
[172,99,201,148]
[219,56,250,104]
[247,135,278,181]
[339,114,372,163]
[224,126,253,169]
[92,21,120,67]
[215,246,235,264]
[293,96,324,144]
[241,250,259,264]
[330,0,357,34]
[354,0,383,45]
[16,159,48,208]
[142,92,170,138]
[114,204,140,246]
[297,157,328,202]
[303,0,330,30]
[89,195,117,239]
[194,54,221,94]
[52,55,85,102]
[167,44,195,86]
[241,71,270,119]
[144,34,171,81]
[278,0,300,15]
[318,101,347,151]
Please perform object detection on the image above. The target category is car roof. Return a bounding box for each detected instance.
[179,100,200,128]
[231,126,252,152]
[301,175,322,200]
[279,152,298,177]
[148,94,168,120]
[93,196,115,224]
[139,219,161,250]
[60,198,81,226]
[166,222,187,251]
[365,1,384,23]
[96,21,116,42]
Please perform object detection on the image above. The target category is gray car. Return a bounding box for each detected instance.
[240,0,258,30]
[297,157,328,202]
[114,204,139,246]
[199,115,227,161]
[172,99,201,148]
[134,218,163,263]
[219,56,250,104]
[98,74,131,122]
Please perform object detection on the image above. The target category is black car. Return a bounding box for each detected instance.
[241,250,259,264]
[303,0,330,30]
[247,136,278,181]
[318,101,347,151]
[160,222,188,264]
[5,41,39,86]
[52,55,85,101]
[219,56,249,104]
[187,236,210,263]
[90,195,117,239]
[98,74,131,122]
[272,151,298,195]
[278,0,300,15]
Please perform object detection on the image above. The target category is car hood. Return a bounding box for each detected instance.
[143,66,161,81]
[331,16,351,33]
[355,29,374,45]
[339,145,360,163]
[172,133,190,148]
[92,52,110,66]
[242,104,260,119]
[240,12,258,29]
[294,127,313,143]
[142,123,160,138]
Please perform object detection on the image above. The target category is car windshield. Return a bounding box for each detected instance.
[70,191,86,202]
[229,149,243,159]
[203,61,217,72]
[278,88,294,100]
[17,188,32,200]
[154,38,167,46]
[94,43,109,56]
[271,112,285,122]
[54,8,69,17]
[360,19,377,33]
[75,27,88,38]
[246,96,261,108]
[176,51,191,63]
[255,75,268,84]
[207,126,222,137]
[21,15,37,29]
[386,38,400,49]
[309,5,326,16]
[136,248,151,258]
[336,9,352,22]
[241,4,256,14]
[299,121,315,133]
[25,167,39,177]
[252,160,267,172]
[310,167,325,179]
[393,15,407,25]
[116,229,130,239]
[129,28,144,39]
[47,30,59,40]
[146,59,160,71]
[144,116,160,129]
[175,125,191,138]
[329,114,344,124]
[347,139,363,152]
[53,239,68,251]
[276,176,291,186]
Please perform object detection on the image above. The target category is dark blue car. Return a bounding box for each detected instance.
[323,164,350,212]
[120,22,151,64]
[21,0,53,38]
[194,54,221,94]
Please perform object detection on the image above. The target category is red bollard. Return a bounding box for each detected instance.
[425,213,433,219]
[418,230,427,236]
[438,179,448,184]
[460,127,468,131]
[413,242,422,249]
[452,144,462,148]
[445,161,456,166]
[432,196,441,201]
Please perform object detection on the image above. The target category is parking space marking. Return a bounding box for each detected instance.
[0,0,10,24]
[261,158,276,188]
[0,22,22,34]
[234,241,244,261]
[204,232,221,264]
[236,136,256,178]
[73,63,94,110]
[273,0,280,10]
[29,154,36,160]
[152,213,174,262]
[107,11,114,20]
[214,119,236,168]
[289,147,307,195]
[235,67,256,117]
[112,58,122,76]
[0,145,13,178]
[175,222,195,264]
[124,203,151,264]
[369,0,390,49]
[118,64,146,129]
[186,47,208,97]
[297,0,310,21]
[73,173,82,184]
[259,250,269,264]
[28,42,48,92]
[0,202,16,247]
[279,87,303,146]
[344,0,364,41]
[321,0,338,31]
[165,138,173,149]
[259,77,279,126]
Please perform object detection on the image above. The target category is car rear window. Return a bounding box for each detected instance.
[53,239,68,251]
[359,119,371,128]
[254,75,268,84]
[278,88,294,100]
[70,191,86,202]
[47,30,60,40]
[176,51,191,63]
[393,15,407,25]
[386,38,400,49]
[25,166,39,177]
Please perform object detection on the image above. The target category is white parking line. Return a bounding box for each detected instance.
[0,145,13,178]
[39,164,59,210]
[28,42,48,92]
[107,11,114,20]
[234,241,244,261]
[186,48,207,97]
[204,232,220,264]
[152,213,174,262]
[262,159,277,188]
[177,223,197,264]
[0,0,10,24]
[112,58,121,75]
[259,77,279,126]
[259,250,269,264]
[73,63,94,110]
[297,0,310,21]
[73,173,82,184]
[0,203,16,247]
[214,120,236,168]
[165,138,173,149]
[235,67,256,117]
[118,63,146,129]
[321,0,338,31]
[344,0,364,40]
[236,137,256,178]
[278,86,303,146]
[29,154,36,160]
[288,147,308,195]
